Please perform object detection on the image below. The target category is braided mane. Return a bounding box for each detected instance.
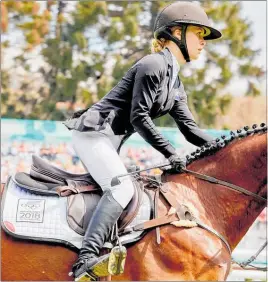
[186,123,267,165]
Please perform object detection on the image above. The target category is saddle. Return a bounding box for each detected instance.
[14,155,145,235]
[2,155,195,253]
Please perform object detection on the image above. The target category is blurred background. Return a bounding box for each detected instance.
[1,1,266,281]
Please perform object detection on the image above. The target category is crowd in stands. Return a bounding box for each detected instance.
[1,139,266,276]
[1,140,175,183]
[1,140,266,226]
[1,139,266,265]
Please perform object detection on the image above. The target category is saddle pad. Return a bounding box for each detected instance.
[1,177,152,250]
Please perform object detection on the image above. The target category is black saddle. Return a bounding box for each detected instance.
[12,155,146,235]
[30,155,97,186]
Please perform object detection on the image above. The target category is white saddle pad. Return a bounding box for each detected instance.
[1,177,152,249]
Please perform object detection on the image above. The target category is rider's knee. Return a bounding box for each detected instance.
[110,177,135,209]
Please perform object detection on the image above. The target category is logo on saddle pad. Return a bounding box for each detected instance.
[16,199,45,223]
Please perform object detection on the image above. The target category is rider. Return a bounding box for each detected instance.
[64,1,222,280]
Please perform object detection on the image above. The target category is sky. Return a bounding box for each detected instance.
[227,1,267,95]
[240,1,266,66]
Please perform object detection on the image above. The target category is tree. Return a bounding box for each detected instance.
[95,0,264,128]
[1,1,53,118]
[1,1,264,128]
[182,0,264,127]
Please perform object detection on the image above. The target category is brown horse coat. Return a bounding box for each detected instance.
[1,127,267,281]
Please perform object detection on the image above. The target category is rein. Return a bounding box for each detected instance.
[183,168,267,203]
[181,168,267,271]
[232,241,267,271]
[112,124,267,272]
[128,166,267,270]
[114,164,267,269]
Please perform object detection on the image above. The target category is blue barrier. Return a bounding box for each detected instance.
[1,118,229,148]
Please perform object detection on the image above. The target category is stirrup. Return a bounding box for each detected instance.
[75,271,98,282]
[74,254,110,282]
[108,245,127,275]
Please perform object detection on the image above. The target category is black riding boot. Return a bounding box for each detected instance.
[72,190,123,281]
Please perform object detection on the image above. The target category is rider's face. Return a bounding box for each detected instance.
[186,25,206,60]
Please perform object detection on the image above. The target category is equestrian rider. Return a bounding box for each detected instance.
[64,2,222,280]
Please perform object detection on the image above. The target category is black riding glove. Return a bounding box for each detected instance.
[168,154,186,173]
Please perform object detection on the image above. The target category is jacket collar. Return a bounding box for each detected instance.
[162,48,173,67]
[162,48,175,92]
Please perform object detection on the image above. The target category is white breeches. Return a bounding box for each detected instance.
[71,127,134,209]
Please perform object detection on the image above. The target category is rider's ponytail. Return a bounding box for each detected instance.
[151,38,166,53]
[151,26,182,53]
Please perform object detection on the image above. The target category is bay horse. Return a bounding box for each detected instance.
[1,124,267,281]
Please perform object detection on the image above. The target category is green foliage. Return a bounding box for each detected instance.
[112,55,135,84]
[71,32,88,49]
[97,76,113,100]
[2,0,264,127]
[74,1,107,28]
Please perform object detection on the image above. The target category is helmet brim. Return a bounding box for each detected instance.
[202,25,222,40]
[154,22,222,41]
[167,21,222,40]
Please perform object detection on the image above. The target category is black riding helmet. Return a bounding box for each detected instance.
[154,2,222,62]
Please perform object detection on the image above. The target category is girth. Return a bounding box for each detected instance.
[123,175,232,255]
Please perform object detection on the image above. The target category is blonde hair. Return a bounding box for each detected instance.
[151,26,182,53]
[151,38,167,53]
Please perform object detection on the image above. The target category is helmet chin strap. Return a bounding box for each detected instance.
[162,25,190,63]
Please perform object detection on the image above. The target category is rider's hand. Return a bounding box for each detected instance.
[168,154,186,173]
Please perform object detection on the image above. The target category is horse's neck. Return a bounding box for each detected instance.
[166,135,266,250]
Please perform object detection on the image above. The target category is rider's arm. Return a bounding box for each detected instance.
[169,84,213,146]
[130,60,176,158]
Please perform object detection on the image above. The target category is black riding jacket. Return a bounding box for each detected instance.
[64,48,213,158]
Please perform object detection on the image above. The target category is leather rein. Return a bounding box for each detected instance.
[112,164,267,271]
[132,168,267,271]
[183,168,267,203]
[180,168,267,271]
